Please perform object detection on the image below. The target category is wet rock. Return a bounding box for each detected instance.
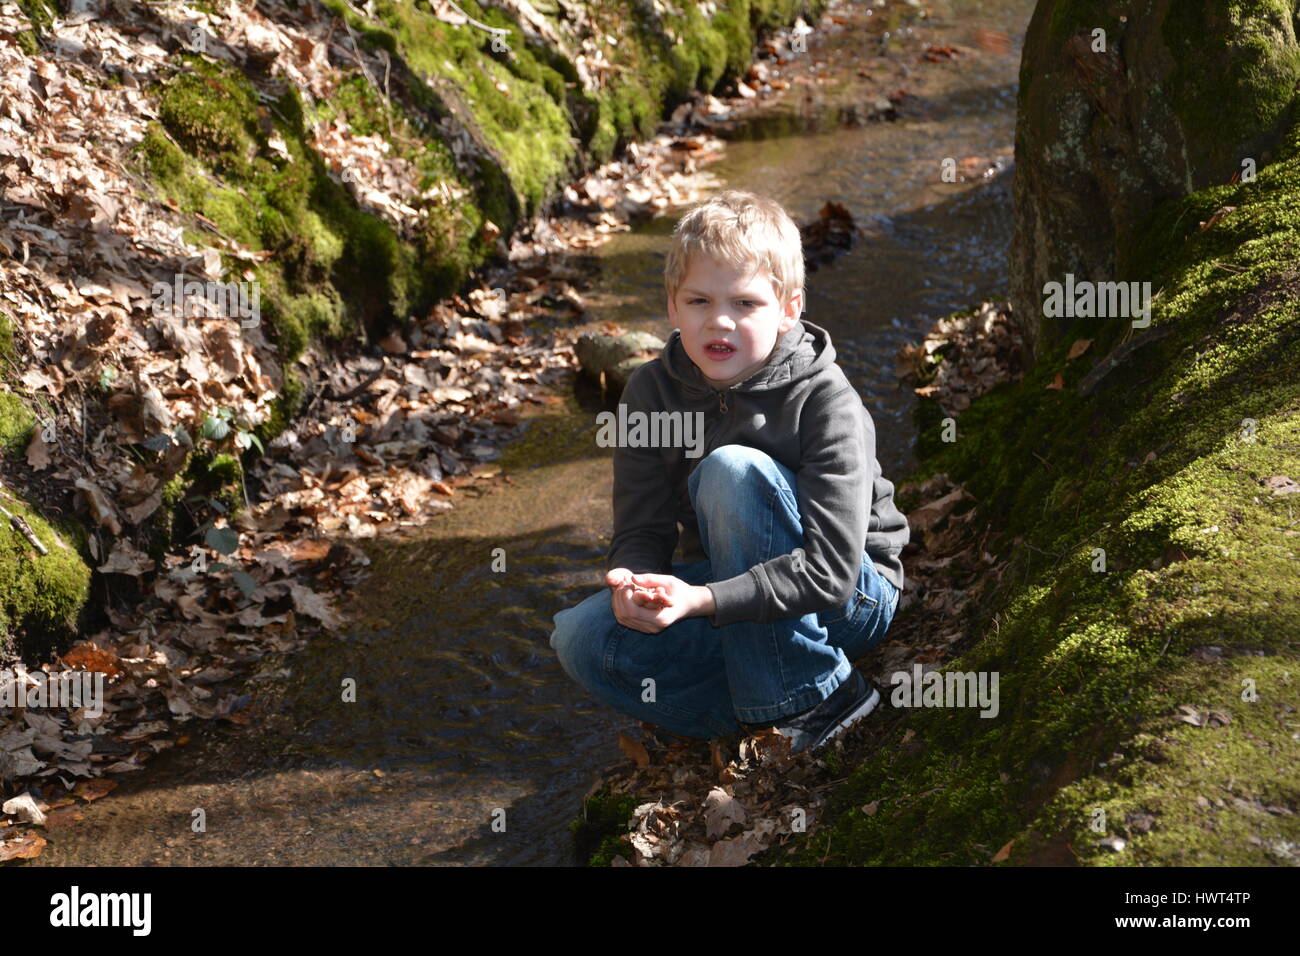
[574,330,665,396]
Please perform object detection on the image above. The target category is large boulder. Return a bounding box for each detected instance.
[1011,0,1300,360]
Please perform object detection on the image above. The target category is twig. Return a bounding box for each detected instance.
[341,17,385,108]
[441,0,512,39]
[325,356,389,403]
[383,50,393,140]
[0,489,48,556]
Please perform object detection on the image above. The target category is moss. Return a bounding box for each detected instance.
[0,487,92,659]
[571,785,640,866]
[773,108,1300,867]
[0,312,15,370]
[0,392,36,453]
[14,0,54,35]
[1162,0,1300,181]
[254,364,306,447]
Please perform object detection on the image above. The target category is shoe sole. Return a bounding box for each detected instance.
[812,683,880,751]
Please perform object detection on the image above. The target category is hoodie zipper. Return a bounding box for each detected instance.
[715,387,730,414]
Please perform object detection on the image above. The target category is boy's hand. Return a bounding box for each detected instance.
[604,569,715,634]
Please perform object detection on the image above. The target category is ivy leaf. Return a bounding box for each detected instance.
[207,496,228,515]
[141,433,172,452]
[244,431,265,455]
[209,561,231,573]
[232,569,257,598]
[205,526,239,556]
[202,415,230,441]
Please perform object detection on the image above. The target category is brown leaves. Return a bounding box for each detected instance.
[61,642,123,679]
[896,301,1024,416]
[1045,372,1065,390]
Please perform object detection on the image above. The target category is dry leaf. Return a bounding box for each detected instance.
[1045,372,1064,390]
[0,830,46,861]
[25,427,51,470]
[618,731,650,768]
[703,787,747,838]
[991,839,1014,862]
[74,779,118,802]
[1066,338,1092,360]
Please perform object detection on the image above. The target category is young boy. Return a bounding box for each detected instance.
[550,189,909,755]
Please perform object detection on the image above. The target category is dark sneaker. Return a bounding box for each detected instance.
[749,670,880,756]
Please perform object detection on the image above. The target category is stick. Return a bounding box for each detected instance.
[0,499,48,556]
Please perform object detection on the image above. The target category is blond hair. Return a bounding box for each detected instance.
[664,189,805,316]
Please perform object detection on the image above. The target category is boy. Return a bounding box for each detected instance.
[550,189,909,755]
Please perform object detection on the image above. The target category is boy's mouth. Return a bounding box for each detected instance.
[704,340,736,361]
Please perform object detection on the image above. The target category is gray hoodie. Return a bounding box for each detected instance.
[606,318,909,628]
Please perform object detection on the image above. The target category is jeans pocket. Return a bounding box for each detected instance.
[819,588,878,627]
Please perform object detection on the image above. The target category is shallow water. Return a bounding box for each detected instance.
[34,0,1035,866]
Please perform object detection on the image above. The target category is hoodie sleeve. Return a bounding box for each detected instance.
[704,383,869,626]
[606,366,679,576]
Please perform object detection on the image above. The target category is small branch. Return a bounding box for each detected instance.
[0,495,48,556]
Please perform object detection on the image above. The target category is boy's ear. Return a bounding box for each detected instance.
[781,288,803,329]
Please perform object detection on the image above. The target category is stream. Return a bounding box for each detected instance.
[33,0,1035,866]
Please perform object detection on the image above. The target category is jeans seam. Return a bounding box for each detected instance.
[734,657,852,723]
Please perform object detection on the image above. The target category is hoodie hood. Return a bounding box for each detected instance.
[660,318,836,398]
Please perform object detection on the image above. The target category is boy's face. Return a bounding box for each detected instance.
[667,252,801,388]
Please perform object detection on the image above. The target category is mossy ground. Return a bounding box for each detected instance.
[771,112,1300,867]
[0,491,91,661]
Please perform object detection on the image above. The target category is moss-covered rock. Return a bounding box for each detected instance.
[773,108,1300,868]
[1010,0,1300,361]
[0,391,36,454]
[0,486,92,660]
[571,784,639,865]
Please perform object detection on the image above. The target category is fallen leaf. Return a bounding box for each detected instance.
[707,830,766,867]
[618,731,650,768]
[2,793,47,826]
[991,839,1014,862]
[74,779,118,802]
[1045,373,1064,390]
[25,427,51,470]
[1066,338,1093,360]
[703,787,747,838]
[0,830,46,861]
[74,478,122,535]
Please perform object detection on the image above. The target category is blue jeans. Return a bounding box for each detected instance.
[549,444,901,739]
